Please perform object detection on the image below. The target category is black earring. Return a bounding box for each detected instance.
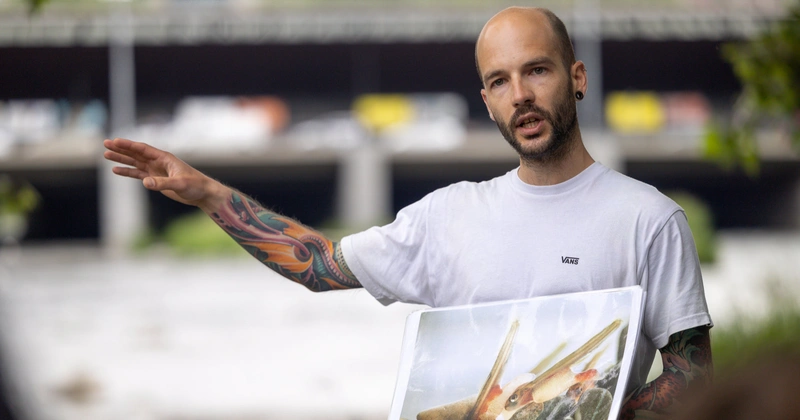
[575,91,584,101]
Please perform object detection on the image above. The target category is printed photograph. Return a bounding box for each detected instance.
[391,287,644,420]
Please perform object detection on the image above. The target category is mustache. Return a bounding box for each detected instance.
[509,103,551,127]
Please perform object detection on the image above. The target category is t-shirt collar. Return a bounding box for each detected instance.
[510,162,605,196]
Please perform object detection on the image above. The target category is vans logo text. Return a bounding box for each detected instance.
[561,256,579,265]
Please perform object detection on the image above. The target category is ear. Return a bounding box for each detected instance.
[481,89,496,121]
[571,60,588,97]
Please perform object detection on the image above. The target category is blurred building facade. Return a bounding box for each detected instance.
[0,0,798,247]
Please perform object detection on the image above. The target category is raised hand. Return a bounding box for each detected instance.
[104,138,361,291]
[103,138,227,212]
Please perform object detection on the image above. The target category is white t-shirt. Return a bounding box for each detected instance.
[340,162,712,389]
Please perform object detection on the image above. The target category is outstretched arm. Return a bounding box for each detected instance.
[103,138,361,292]
[619,326,713,419]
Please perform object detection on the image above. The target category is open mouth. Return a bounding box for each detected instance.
[518,118,541,129]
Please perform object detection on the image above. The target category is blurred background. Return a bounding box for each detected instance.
[0,0,799,419]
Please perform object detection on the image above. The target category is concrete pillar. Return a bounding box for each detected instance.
[337,142,391,229]
[100,3,147,253]
[339,46,391,229]
[572,0,604,130]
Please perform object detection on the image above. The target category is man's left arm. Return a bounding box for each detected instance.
[619,325,713,419]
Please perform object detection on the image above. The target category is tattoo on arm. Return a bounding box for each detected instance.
[620,326,713,419]
[210,190,361,292]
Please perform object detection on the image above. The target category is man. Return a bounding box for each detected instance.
[104,7,712,419]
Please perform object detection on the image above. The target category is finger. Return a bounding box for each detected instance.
[105,138,142,151]
[104,150,142,168]
[103,138,122,150]
[105,138,164,161]
[104,139,148,161]
[111,166,149,180]
[104,138,140,154]
[117,138,167,161]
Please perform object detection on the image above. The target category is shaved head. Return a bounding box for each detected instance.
[475,7,575,85]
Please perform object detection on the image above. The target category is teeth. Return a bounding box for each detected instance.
[520,118,539,128]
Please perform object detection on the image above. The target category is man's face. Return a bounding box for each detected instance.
[492,76,577,163]
[477,10,580,164]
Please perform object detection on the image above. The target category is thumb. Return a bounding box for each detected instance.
[142,176,178,191]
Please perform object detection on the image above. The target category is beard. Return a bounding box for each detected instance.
[494,82,578,165]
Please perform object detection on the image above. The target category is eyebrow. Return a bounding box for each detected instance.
[482,56,558,85]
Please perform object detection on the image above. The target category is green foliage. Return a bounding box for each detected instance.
[705,1,800,173]
[0,175,40,216]
[24,0,51,14]
[667,191,717,264]
[703,122,760,176]
[723,8,800,119]
[161,210,245,257]
[711,282,800,372]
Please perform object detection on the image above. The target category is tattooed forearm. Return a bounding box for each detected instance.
[209,190,361,292]
[619,326,712,419]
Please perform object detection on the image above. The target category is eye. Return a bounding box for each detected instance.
[532,67,546,75]
[509,393,518,403]
[491,78,505,88]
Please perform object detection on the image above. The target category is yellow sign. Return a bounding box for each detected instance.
[605,91,665,133]
[353,94,414,132]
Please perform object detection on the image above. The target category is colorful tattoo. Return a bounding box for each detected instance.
[210,191,361,292]
[619,326,712,419]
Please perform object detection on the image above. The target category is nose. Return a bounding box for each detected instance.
[511,77,534,107]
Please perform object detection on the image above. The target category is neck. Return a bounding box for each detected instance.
[516,130,594,186]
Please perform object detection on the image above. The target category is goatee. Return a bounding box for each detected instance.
[495,84,578,165]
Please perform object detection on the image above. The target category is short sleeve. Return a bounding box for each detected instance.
[642,210,713,349]
[340,194,435,306]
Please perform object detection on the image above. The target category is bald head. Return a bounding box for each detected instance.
[475,7,575,85]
